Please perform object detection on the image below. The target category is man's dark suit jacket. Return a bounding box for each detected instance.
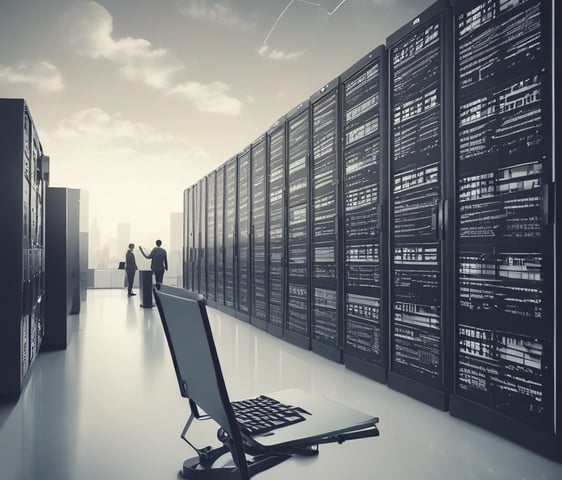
[145,247,168,271]
[125,250,137,271]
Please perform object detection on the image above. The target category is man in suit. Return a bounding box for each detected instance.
[139,239,168,290]
[125,243,138,296]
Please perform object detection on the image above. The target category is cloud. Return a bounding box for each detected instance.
[64,0,184,89]
[63,1,244,116]
[175,0,255,29]
[0,61,64,92]
[167,81,243,116]
[257,45,306,61]
[53,107,180,143]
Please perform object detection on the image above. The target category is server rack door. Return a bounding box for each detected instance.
[224,157,238,314]
[207,172,216,302]
[183,188,189,290]
[250,137,268,328]
[267,122,287,337]
[450,0,560,459]
[193,183,200,292]
[341,46,388,382]
[215,166,226,306]
[188,186,196,291]
[387,0,452,409]
[0,99,46,394]
[43,188,70,350]
[286,103,311,349]
[310,80,342,362]
[199,178,207,295]
[237,150,251,321]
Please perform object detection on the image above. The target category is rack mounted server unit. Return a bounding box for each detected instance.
[309,78,343,362]
[206,171,216,303]
[285,102,312,350]
[449,0,561,460]
[0,98,48,395]
[213,165,226,308]
[386,0,454,410]
[267,118,287,338]
[237,148,251,322]
[221,156,238,317]
[249,135,268,329]
[341,46,389,383]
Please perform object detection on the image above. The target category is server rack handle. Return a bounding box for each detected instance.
[431,200,446,240]
[438,199,446,240]
[542,182,554,225]
[431,205,439,239]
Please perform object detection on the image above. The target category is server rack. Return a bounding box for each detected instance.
[341,46,388,382]
[206,172,216,302]
[223,156,238,316]
[186,186,197,291]
[386,0,453,409]
[0,98,48,395]
[250,135,268,329]
[449,0,561,459]
[309,78,343,362]
[214,165,226,307]
[192,183,200,292]
[237,148,251,322]
[183,188,190,290]
[43,187,80,350]
[285,102,312,349]
[267,119,287,337]
[198,177,207,295]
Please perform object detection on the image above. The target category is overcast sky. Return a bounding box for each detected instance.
[0,0,433,247]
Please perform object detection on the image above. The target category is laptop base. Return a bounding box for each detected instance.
[180,451,292,479]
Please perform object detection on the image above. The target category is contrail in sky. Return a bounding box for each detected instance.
[263,0,348,46]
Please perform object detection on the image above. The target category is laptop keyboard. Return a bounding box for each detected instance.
[231,395,309,435]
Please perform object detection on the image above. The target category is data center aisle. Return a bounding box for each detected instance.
[0,289,561,480]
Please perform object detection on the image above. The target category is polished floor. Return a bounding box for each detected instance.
[1,289,561,480]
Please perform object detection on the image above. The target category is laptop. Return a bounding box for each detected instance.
[154,286,379,479]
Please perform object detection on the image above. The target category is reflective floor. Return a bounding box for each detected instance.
[1,289,561,480]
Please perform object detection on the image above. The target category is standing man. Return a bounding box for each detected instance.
[139,239,168,290]
[125,243,138,296]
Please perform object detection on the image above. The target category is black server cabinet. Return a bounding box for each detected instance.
[449,0,561,459]
[310,79,343,362]
[198,177,207,295]
[250,136,268,329]
[186,186,196,291]
[214,166,226,307]
[43,187,80,350]
[206,172,216,302]
[192,183,200,292]
[237,149,251,322]
[0,98,48,395]
[341,46,388,382]
[183,188,190,290]
[285,102,311,349]
[267,120,287,337]
[223,157,238,315]
[386,0,453,409]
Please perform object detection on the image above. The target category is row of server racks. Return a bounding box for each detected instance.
[184,0,561,460]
